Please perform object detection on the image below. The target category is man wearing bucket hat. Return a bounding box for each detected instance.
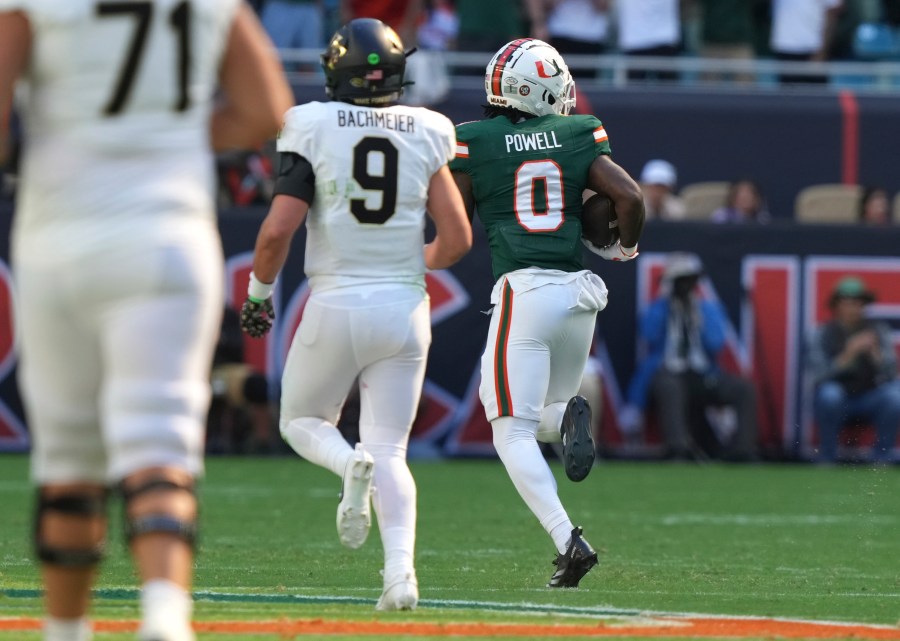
[639,159,686,221]
[807,276,900,464]
[621,252,759,461]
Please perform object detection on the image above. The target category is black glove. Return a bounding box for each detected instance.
[240,297,275,338]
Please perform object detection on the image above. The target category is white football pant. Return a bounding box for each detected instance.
[280,285,430,572]
[479,270,607,423]
[17,221,224,484]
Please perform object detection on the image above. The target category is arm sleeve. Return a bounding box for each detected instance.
[273,152,316,203]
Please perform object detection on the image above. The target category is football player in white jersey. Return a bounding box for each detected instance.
[0,3,293,641]
[240,18,471,611]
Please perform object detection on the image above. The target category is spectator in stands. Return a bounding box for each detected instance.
[770,0,843,84]
[751,0,773,56]
[404,0,458,106]
[454,0,525,52]
[341,0,424,44]
[858,186,891,226]
[711,179,771,224]
[417,0,459,51]
[828,0,864,61]
[261,0,325,54]
[208,307,274,455]
[216,147,276,209]
[614,0,684,82]
[620,253,759,461]
[640,159,686,220]
[526,0,610,78]
[323,0,343,38]
[696,0,758,84]
[806,276,900,464]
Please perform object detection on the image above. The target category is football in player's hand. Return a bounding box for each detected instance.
[581,193,619,248]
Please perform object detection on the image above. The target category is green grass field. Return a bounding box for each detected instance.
[1,453,898,640]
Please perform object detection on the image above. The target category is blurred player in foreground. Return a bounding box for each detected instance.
[450,38,644,588]
[240,18,471,610]
[0,2,292,640]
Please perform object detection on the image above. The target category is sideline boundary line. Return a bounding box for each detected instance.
[4,587,900,639]
[4,588,641,617]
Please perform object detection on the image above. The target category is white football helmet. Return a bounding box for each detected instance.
[484,39,576,117]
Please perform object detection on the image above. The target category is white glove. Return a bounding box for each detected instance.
[618,404,644,437]
[582,238,639,262]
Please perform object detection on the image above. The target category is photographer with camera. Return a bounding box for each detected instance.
[621,252,759,461]
[807,276,900,464]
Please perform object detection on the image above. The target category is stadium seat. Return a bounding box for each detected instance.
[794,184,862,224]
[853,23,900,61]
[679,181,731,220]
[893,191,900,223]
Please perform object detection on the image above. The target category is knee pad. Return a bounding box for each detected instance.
[34,490,109,567]
[120,478,198,549]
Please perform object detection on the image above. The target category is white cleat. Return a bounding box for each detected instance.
[376,570,419,611]
[336,444,375,549]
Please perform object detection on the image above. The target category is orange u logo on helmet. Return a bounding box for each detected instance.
[535,60,562,78]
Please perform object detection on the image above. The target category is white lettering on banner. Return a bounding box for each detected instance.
[504,131,563,153]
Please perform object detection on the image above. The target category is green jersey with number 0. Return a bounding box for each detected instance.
[450,113,611,281]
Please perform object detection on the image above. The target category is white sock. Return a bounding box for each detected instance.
[536,402,567,443]
[366,442,417,576]
[492,416,574,553]
[549,521,576,554]
[44,616,91,641]
[139,579,193,641]
[281,417,353,477]
[381,526,416,579]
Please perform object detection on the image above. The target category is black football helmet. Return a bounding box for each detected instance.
[321,18,408,105]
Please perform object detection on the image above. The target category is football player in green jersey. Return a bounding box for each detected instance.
[450,38,645,588]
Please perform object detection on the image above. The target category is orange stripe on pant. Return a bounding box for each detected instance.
[493,282,514,416]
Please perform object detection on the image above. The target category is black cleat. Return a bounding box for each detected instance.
[560,395,595,482]
[548,526,598,588]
